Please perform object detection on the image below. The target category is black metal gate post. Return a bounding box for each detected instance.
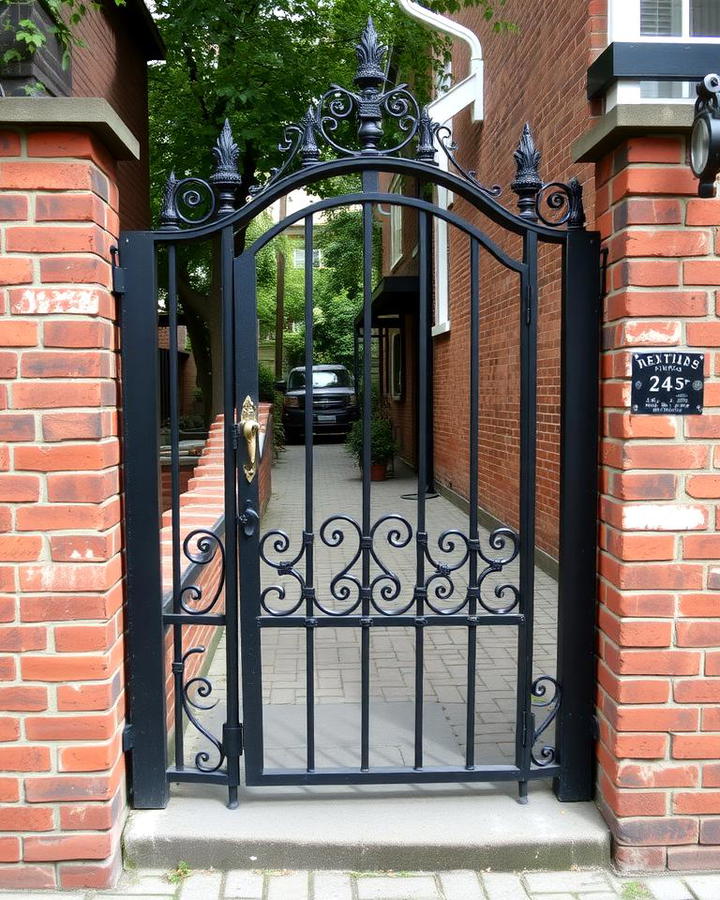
[118,230,169,809]
[554,228,602,802]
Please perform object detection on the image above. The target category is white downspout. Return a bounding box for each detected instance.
[395,1,484,335]
[395,0,483,122]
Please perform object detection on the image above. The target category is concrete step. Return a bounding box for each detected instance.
[123,780,610,873]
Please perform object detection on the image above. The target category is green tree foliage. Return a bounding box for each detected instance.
[1,0,511,420]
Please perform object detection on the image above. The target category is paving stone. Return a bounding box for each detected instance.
[683,875,720,900]
[312,871,354,900]
[523,871,612,893]
[117,871,179,894]
[642,877,694,900]
[266,871,309,900]
[438,870,485,900]
[179,871,223,900]
[577,894,620,900]
[356,874,440,899]
[224,869,264,898]
[482,873,531,900]
[525,894,575,900]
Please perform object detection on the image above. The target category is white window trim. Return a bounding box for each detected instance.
[390,328,402,400]
[609,0,720,42]
[389,176,403,270]
[432,127,451,338]
[606,0,720,111]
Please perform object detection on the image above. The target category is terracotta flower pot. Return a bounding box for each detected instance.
[370,462,387,481]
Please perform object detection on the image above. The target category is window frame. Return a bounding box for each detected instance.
[389,176,404,270]
[606,0,720,108]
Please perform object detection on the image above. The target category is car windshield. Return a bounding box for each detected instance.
[287,369,353,390]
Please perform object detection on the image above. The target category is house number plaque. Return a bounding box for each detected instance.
[631,351,704,415]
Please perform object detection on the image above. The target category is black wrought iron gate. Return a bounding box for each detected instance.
[119,19,600,810]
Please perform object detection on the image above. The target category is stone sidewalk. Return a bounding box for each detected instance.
[2,866,720,900]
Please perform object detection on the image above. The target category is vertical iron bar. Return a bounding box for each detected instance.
[235,252,264,784]
[221,226,241,808]
[554,230,601,802]
[167,244,184,771]
[466,239,479,770]
[361,200,372,771]
[516,231,538,803]
[414,209,429,771]
[304,216,316,773]
[119,230,168,808]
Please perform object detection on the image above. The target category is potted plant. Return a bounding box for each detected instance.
[345,415,396,481]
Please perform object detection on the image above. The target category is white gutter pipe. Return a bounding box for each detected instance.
[395,0,483,122]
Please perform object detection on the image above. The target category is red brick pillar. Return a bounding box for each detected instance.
[597,135,720,871]
[0,127,125,889]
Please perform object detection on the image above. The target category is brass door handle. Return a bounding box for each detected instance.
[240,396,260,483]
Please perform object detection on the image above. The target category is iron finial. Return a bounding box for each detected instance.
[511,123,542,221]
[209,119,242,216]
[160,170,180,230]
[354,17,388,155]
[415,107,438,165]
[299,106,320,167]
[566,177,585,229]
[354,17,387,88]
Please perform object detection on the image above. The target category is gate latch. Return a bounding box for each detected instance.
[240,396,260,483]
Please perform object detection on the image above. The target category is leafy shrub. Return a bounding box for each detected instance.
[258,363,276,401]
[345,415,396,466]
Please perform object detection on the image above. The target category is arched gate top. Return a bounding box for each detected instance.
[140,18,587,246]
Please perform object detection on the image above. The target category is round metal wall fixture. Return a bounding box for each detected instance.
[691,73,720,198]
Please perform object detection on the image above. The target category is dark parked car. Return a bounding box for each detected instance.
[280,364,359,442]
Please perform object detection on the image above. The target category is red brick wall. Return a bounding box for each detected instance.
[71,3,155,230]
[596,135,720,872]
[0,127,124,889]
[431,0,597,557]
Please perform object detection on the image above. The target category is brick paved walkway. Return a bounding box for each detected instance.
[4,866,719,899]
[185,442,559,771]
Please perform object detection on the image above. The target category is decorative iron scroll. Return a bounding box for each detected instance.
[157,19,586,231]
[180,646,226,773]
[178,529,225,615]
[422,526,520,616]
[530,675,561,767]
[258,516,519,617]
[510,123,586,229]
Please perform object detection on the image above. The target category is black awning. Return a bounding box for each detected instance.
[355,275,419,331]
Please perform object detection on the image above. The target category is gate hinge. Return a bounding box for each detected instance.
[110,246,125,296]
[122,723,135,752]
[223,722,244,758]
[592,714,600,740]
[112,265,126,296]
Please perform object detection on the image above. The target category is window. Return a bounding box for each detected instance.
[390,330,402,400]
[608,0,720,105]
[389,177,403,269]
[287,367,353,391]
[292,247,323,268]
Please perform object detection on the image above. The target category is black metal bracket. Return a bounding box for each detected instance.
[587,41,720,99]
[223,723,244,759]
[122,723,135,752]
[110,246,126,296]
